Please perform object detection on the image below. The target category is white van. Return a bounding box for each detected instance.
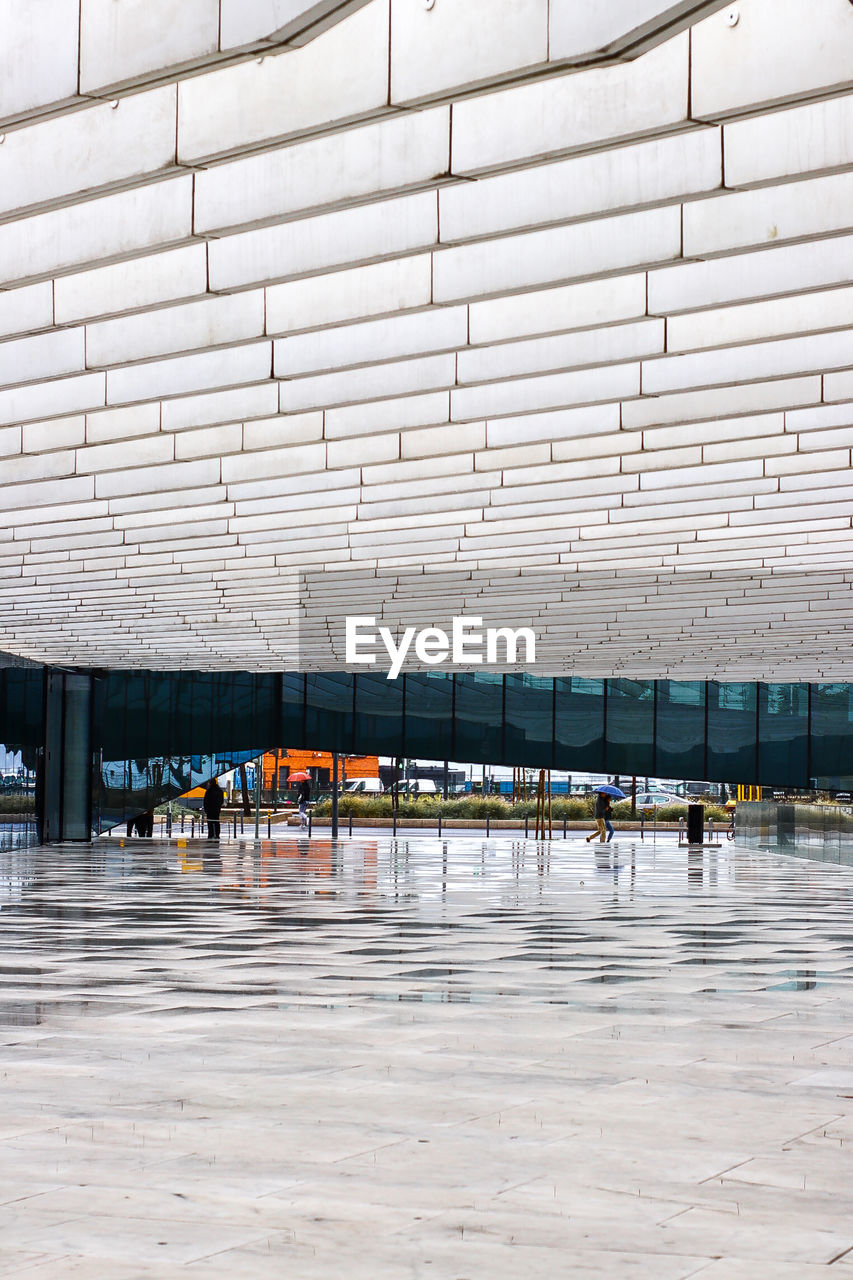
[343,778,384,795]
[390,779,439,798]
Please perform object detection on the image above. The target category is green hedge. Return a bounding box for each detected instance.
[0,795,35,814]
[312,794,729,823]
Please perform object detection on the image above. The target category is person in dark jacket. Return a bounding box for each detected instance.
[130,810,154,837]
[297,779,311,829]
[203,778,225,839]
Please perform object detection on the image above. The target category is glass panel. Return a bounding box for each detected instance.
[190,672,214,761]
[605,679,654,778]
[758,683,808,788]
[707,682,757,785]
[453,673,504,765]
[0,667,44,756]
[655,680,705,780]
[354,673,404,757]
[811,684,853,785]
[172,673,196,758]
[554,678,605,773]
[403,672,454,762]
[250,673,278,751]
[281,673,306,748]
[504,674,553,768]
[101,670,129,761]
[147,672,172,758]
[305,673,354,752]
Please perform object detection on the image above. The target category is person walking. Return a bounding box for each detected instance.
[297,778,311,829]
[586,790,609,843]
[203,777,225,840]
[604,794,615,843]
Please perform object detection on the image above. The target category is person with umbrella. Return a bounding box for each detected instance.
[586,783,625,844]
[289,771,311,829]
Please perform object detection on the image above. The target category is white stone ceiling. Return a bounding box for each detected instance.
[0,0,852,679]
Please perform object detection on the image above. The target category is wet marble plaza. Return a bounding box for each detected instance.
[1,833,853,1278]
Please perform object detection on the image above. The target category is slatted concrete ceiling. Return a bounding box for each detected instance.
[1,0,852,678]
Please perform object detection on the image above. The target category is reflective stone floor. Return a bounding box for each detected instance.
[2,835,853,1278]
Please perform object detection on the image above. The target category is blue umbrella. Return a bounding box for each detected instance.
[597,784,626,799]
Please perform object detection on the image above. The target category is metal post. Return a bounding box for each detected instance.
[349,809,353,837]
[525,814,529,839]
[254,759,261,840]
[240,811,244,834]
[438,812,442,838]
[563,815,567,840]
[191,817,195,838]
[486,812,490,838]
[233,811,237,838]
[331,751,339,841]
[267,812,271,839]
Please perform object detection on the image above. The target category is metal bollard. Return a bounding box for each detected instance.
[308,810,312,837]
[166,811,172,837]
[563,815,567,840]
[191,818,195,838]
[486,813,490,837]
[640,815,644,842]
[267,813,271,838]
[438,812,442,838]
[349,810,353,837]
[181,813,185,832]
[708,817,714,843]
[392,809,397,836]
[240,812,244,834]
[679,816,685,842]
[525,815,529,838]
[233,812,237,838]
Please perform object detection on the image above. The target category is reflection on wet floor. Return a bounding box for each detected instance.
[2,836,853,1277]
[2,836,853,1011]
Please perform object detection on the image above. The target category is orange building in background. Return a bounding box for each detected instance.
[262,750,380,792]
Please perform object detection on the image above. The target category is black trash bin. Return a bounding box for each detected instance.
[687,803,704,845]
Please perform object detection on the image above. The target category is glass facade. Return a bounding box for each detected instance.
[1,665,852,833]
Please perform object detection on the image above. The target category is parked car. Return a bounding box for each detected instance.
[634,791,684,810]
[343,778,384,795]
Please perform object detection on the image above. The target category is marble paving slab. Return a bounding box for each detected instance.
[1,836,853,1277]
